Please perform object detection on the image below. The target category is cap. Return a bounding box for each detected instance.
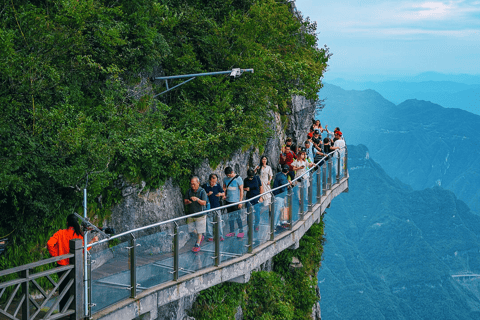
[314,129,320,134]
[282,165,290,173]
[336,131,342,136]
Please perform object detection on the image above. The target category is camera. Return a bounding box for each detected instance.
[230,68,242,80]
[100,227,116,235]
[81,222,115,235]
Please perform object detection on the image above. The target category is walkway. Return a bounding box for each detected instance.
[91,174,349,320]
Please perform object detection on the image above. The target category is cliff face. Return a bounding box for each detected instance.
[94,95,319,320]
[102,95,315,238]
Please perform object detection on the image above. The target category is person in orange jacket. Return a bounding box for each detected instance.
[47,214,98,311]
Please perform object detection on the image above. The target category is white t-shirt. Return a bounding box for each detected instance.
[292,159,308,179]
[334,139,346,157]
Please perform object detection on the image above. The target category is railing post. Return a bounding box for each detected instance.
[317,164,322,200]
[308,173,313,213]
[21,269,29,320]
[247,205,254,253]
[269,197,275,241]
[322,162,327,196]
[299,180,304,219]
[214,212,220,266]
[327,158,333,189]
[129,234,137,298]
[87,253,93,319]
[288,188,293,230]
[70,238,84,320]
[344,146,348,178]
[336,153,341,184]
[173,223,179,280]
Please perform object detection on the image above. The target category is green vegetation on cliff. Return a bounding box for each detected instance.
[189,220,325,319]
[0,0,329,270]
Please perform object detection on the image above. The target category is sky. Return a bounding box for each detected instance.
[294,0,480,81]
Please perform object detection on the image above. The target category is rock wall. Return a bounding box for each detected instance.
[95,95,318,319]
[101,95,316,239]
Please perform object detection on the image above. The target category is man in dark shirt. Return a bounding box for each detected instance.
[202,174,225,241]
[272,165,292,228]
[184,176,208,252]
[244,169,264,232]
[312,129,323,154]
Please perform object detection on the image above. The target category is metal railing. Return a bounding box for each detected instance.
[84,145,348,317]
[0,239,84,320]
[0,146,348,319]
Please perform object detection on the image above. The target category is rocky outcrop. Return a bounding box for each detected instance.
[156,294,197,320]
[95,95,319,318]
[311,285,322,320]
[102,95,316,238]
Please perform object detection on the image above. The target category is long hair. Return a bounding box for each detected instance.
[259,155,269,168]
[67,214,83,237]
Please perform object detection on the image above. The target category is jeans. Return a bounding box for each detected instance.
[226,203,243,233]
[273,196,285,226]
[205,209,224,239]
[246,201,260,228]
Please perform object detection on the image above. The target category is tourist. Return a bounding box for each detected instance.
[307,125,315,139]
[311,129,323,153]
[272,165,292,229]
[47,214,98,310]
[202,174,225,242]
[255,155,273,206]
[223,167,245,238]
[281,137,294,154]
[330,131,346,176]
[313,119,324,132]
[244,169,264,232]
[184,176,209,252]
[292,150,314,180]
[279,145,296,181]
[305,140,315,163]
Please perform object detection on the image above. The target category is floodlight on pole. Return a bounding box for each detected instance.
[153,68,254,97]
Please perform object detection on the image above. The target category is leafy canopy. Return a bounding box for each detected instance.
[0,0,329,268]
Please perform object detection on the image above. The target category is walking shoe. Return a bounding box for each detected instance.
[207,237,214,242]
[220,236,224,241]
[237,232,244,238]
[225,232,235,237]
[192,244,201,252]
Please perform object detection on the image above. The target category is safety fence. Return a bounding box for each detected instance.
[0,239,84,320]
[0,146,347,319]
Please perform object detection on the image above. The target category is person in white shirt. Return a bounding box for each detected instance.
[330,131,346,176]
[292,150,314,202]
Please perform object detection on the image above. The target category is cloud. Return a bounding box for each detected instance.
[398,0,480,21]
[305,0,480,36]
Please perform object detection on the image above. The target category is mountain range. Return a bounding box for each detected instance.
[317,84,480,213]
[325,79,480,115]
[318,144,480,319]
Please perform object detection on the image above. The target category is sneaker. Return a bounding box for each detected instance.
[207,237,214,242]
[226,232,235,237]
[255,226,259,232]
[192,244,201,252]
[220,237,224,241]
[237,232,244,238]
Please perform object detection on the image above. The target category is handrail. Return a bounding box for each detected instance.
[89,146,347,248]
[0,253,74,277]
